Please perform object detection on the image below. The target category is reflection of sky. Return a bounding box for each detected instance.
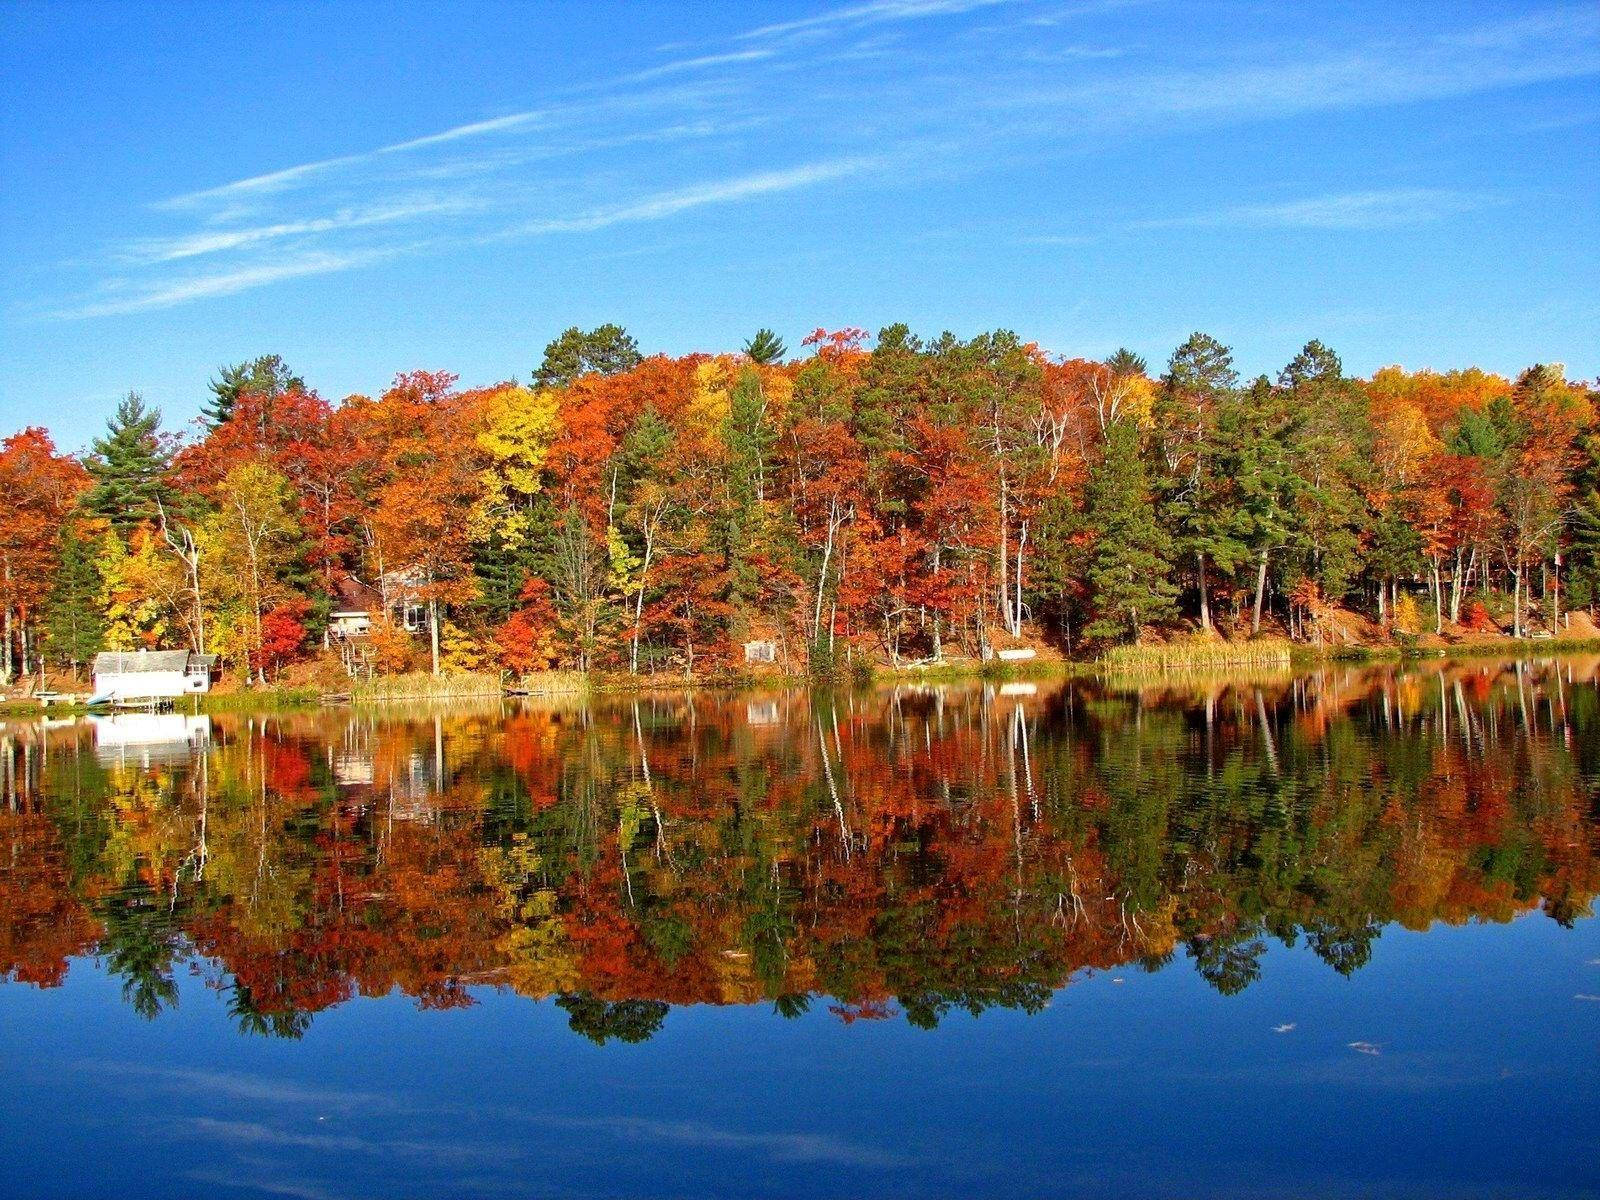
[4,918,1596,1198]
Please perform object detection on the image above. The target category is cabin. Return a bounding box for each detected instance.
[91,650,217,702]
[327,571,427,638]
[329,575,382,639]
[743,640,777,665]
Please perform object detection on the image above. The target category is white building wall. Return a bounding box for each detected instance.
[93,670,200,699]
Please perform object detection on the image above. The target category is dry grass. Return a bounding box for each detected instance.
[1100,637,1295,674]
[350,671,507,701]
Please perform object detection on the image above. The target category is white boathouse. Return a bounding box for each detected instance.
[91,650,217,703]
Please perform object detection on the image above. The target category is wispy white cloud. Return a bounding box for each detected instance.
[506,157,884,236]
[620,48,775,83]
[738,0,1023,44]
[59,157,878,318]
[43,2,1599,320]
[122,198,477,263]
[1022,7,1600,132]
[156,112,550,210]
[59,249,405,318]
[1140,189,1497,231]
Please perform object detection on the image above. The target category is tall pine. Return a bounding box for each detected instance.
[1157,332,1243,632]
[1085,419,1177,642]
[85,393,170,531]
[203,354,303,428]
[42,525,104,673]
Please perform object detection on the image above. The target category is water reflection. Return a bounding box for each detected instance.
[2,657,1596,1043]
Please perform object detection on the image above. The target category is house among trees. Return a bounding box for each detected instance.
[91,650,217,703]
[329,575,381,639]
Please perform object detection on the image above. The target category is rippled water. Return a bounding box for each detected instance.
[2,659,1597,1198]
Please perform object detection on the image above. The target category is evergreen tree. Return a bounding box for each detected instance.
[1564,432,1600,611]
[204,354,303,427]
[85,393,170,531]
[1277,339,1342,390]
[723,371,777,603]
[851,323,922,511]
[1445,407,1506,458]
[742,328,787,365]
[42,524,104,673]
[1105,347,1148,378]
[1221,377,1301,633]
[533,324,642,388]
[1279,341,1372,602]
[1085,419,1178,641]
[1028,486,1091,646]
[1157,332,1242,631]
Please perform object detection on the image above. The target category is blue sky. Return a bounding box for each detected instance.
[2,0,1596,451]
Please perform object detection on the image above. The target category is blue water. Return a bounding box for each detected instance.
[4,667,1600,1198]
[4,917,1595,1199]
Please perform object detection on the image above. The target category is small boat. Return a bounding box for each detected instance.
[85,689,118,710]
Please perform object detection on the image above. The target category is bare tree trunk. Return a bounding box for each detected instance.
[1197,552,1212,632]
[1449,548,1465,624]
[813,508,837,643]
[996,476,1009,628]
[1251,549,1269,635]
[429,597,441,675]
[1012,521,1027,637]
[630,536,655,675]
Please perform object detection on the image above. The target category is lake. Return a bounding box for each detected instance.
[2,659,1597,1199]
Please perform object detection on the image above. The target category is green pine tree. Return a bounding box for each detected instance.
[203,354,303,427]
[723,371,776,603]
[1219,376,1300,633]
[533,324,642,389]
[1085,419,1178,642]
[742,328,787,365]
[43,524,105,674]
[85,393,170,531]
[1156,332,1243,631]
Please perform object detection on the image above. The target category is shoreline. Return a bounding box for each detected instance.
[8,634,1600,718]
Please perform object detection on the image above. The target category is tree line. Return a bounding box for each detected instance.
[1,325,1596,683]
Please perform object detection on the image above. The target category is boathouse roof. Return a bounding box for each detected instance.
[94,651,216,674]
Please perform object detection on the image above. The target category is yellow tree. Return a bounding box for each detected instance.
[474,384,562,545]
[200,462,306,682]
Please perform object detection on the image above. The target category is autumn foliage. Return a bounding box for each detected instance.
[4,331,1598,686]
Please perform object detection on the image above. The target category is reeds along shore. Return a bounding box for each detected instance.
[1099,638,1296,675]
[349,670,588,702]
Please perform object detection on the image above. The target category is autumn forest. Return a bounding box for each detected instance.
[3,324,1598,686]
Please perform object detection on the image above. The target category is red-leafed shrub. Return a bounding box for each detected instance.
[1461,600,1497,633]
[497,577,561,673]
[254,600,310,678]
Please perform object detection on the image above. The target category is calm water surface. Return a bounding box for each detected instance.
[2,659,1597,1199]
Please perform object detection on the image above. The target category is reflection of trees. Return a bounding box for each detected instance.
[97,878,184,1019]
[556,993,669,1044]
[2,660,1597,1041]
